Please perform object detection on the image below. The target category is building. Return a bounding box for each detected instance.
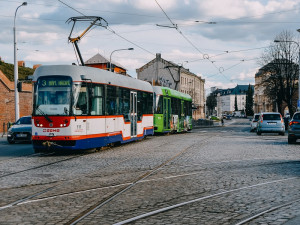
[212,85,254,117]
[136,53,206,119]
[0,69,32,131]
[254,61,298,115]
[85,53,129,76]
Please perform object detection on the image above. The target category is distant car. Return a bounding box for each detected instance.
[256,112,285,135]
[225,115,232,120]
[250,113,260,132]
[287,112,300,144]
[7,116,32,144]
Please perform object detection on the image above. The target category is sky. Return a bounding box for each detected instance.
[1,0,300,94]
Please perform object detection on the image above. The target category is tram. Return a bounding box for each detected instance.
[153,86,192,133]
[31,65,154,152]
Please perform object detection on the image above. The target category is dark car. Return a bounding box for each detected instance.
[7,116,32,144]
[288,112,300,144]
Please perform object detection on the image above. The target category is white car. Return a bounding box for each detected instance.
[250,113,260,132]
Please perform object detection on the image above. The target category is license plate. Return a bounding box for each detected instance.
[16,134,27,137]
[267,122,276,125]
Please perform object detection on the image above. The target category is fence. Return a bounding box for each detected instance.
[193,119,214,127]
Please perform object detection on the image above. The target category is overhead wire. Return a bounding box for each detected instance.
[154,0,232,82]
[57,0,155,57]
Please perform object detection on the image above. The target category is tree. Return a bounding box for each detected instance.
[245,84,254,116]
[259,30,298,116]
[206,93,217,116]
[234,94,238,111]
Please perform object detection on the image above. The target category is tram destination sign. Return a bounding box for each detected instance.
[40,78,71,87]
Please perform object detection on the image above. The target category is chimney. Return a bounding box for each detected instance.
[156,53,161,60]
[18,61,25,67]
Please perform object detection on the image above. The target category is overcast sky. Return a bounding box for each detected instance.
[2,0,300,93]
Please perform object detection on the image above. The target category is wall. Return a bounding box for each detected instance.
[0,70,32,133]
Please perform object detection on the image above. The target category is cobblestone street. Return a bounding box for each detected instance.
[0,118,299,224]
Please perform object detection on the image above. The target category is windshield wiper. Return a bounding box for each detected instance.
[36,105,53,123]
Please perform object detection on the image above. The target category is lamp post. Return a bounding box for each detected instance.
[274,38,300,111]
[109,48,134,72]
[14,2,27,121]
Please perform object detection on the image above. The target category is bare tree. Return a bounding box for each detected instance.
[259,30,299,116]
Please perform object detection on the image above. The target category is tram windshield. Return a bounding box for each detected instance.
[34,76,72,116]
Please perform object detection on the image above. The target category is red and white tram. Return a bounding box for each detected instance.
[32,65,153,152]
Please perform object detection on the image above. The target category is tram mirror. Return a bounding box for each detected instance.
[80,75,87,80]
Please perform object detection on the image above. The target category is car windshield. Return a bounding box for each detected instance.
[16,117,31,125]
[293,113,300,120]
[253,115,260,121]
[263,114,281,120]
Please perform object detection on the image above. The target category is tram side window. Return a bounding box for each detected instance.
[171,98,180,115]
[73,84,88,115]
[119,88,130,121]
[184,101,192,116]
[147,93,153,114]
[137,92,153,120]
[106,85,118,115]
[137,91,143,121]
[155,95,163,114]
[90,84,104,115]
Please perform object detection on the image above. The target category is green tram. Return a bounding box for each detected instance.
[153,86,193,133]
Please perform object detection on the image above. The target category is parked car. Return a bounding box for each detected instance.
[287,112,300,144]
[250,113,260,132]
[7,116,32,144]
[256,112,285,135]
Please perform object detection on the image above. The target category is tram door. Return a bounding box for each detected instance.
[130,91,137,137]
[163,97,171,130]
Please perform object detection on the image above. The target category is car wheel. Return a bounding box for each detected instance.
[280,132,285,136]
[7,137,15,144]
[288,137,296,144]
[257,131,261,135]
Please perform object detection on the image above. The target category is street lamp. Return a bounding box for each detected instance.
[109,48,134,72]
[274,38,300,111]
[14,2,27,121]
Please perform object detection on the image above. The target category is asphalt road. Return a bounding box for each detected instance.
[0,136,34,159]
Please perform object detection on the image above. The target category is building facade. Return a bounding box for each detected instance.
[136,53,206,119]
[0,69,32,132]
[212,85,253,117]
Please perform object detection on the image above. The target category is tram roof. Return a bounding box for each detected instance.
[33,65,153,92]
[153,86,192,101]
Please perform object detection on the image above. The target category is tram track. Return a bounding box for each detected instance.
[65,139,203,225]
[0,136,191,209]
[112,177,300,225]
[1,147,298,212]
[235,198,300,225]
[0,153,85,179]
[1,129,299,224]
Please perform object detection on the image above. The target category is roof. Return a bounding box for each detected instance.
[137,54,205,82]
[85,53,126,70]
[33,65,153,93]
[213,84,254,96]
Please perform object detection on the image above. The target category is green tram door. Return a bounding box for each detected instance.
[163,97,171,130]
[130,91,137,137]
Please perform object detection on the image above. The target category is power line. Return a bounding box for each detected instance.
[154,0,231,82]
